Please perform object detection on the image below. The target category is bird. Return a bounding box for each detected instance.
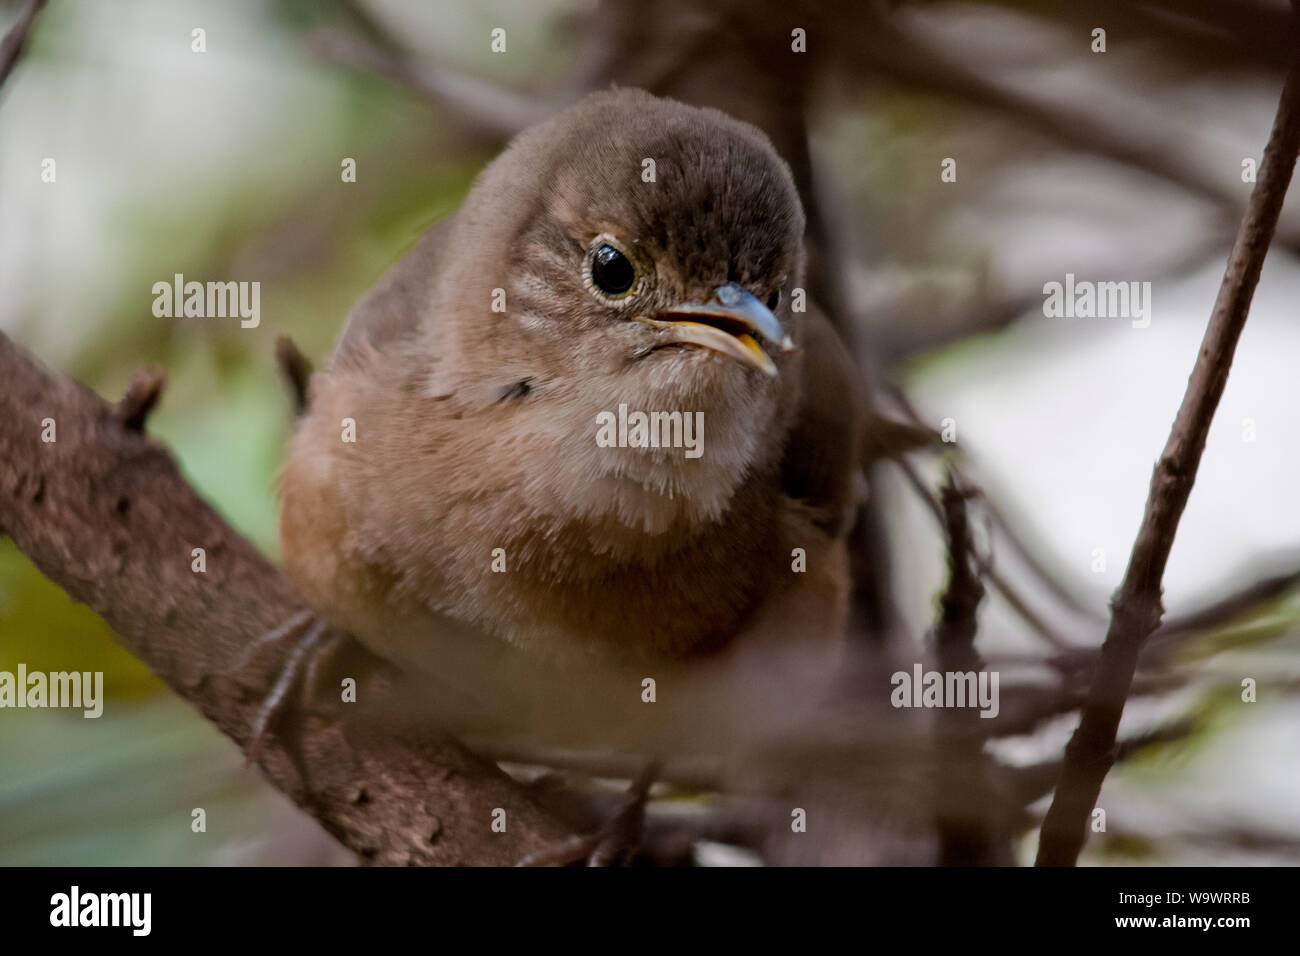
[273,87,877,768]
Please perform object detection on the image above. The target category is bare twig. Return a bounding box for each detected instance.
[1040,558,1300,681]
[931,473,1007,864]
[1006,719,1197,813]
[1035,29,1300,867]
[1154,562,1300,644]
[111,366,167,433]
[274,335,313,417]
[884,379,1105,630]
[893,452,1074,650]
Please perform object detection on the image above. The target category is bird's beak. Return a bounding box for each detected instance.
[636,282,794,377]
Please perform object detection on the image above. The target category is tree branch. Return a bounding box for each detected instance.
[0,331,579,865]
[1035,21,1300,867]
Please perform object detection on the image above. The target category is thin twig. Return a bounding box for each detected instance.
[894,452,1073,650]
[884,379,1106,627]
[931,472,1006,864]
[111,366,166,433]
[275,335,313,417]
[1035,23,1300,866]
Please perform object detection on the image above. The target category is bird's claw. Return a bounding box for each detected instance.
[234,611,339,771]
[517,761,660,867]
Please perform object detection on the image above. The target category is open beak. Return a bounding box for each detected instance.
[634,282,794,377]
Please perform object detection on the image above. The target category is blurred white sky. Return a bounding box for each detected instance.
[908,252,1300,625]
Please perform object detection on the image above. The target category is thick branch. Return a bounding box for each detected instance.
[1035,28,1300,867]
[0,332,577,865]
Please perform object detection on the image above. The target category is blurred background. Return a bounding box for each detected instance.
[1,0,1298,865]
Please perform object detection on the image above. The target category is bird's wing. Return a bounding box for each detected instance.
[779,304,866,535]
[333,217,455,364]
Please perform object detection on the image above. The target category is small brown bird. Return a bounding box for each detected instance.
[277,88,870,755]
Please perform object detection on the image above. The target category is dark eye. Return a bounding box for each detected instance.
[766,288,782,311]
[590,244,637,298]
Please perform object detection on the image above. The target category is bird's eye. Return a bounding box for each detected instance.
[766,288,782,311]
[590,244,637,299]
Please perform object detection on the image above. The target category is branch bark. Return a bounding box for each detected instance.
[0,332,578,865]
[1035,22,1300,867]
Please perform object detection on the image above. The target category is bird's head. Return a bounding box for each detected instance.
[428,89,808,529]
